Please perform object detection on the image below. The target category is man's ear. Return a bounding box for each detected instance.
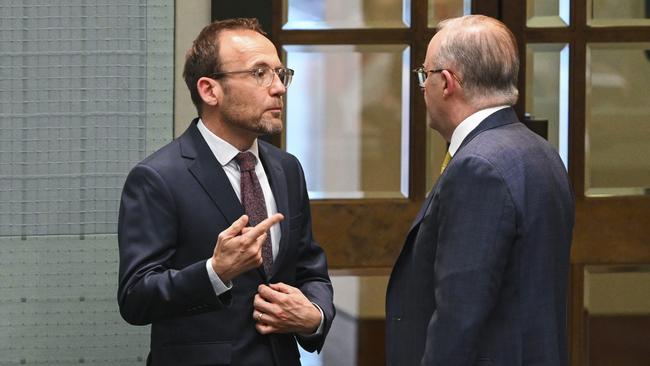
[441,70,456,98]
[197,77,223,107]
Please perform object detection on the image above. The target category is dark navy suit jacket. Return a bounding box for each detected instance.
[117,119,334,366]
[386,108,574,366]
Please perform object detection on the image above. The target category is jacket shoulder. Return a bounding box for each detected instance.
[259,140,301,166]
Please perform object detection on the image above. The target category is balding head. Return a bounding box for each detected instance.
[183,18,266,116]
[434,15,519,107]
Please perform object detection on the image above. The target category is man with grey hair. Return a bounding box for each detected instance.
[386,15,574,365]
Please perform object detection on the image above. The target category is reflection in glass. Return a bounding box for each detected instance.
[586,43,650,196]
[427,0,471,27]
[583,265,650,365]
[525,43,569,168]
[588,0,650,26]
[297,275,389,365]
[283,0,410,29]
[526,0,570,27]
[584,265,650,314]
[284,45,410,199]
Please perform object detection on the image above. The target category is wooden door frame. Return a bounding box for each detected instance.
[500,0,650,364]
[211,0,513,272]
[267,0,444,271]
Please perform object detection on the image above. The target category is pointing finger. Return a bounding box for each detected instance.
[244,213,284,240]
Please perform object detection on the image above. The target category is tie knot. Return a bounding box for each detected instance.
[235,151,257,172]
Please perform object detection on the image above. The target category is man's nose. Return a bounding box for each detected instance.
[268,73,286,95]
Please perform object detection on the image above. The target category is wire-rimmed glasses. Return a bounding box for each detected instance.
[213,66,294,88]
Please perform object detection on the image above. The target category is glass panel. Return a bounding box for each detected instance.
[584,265,650,364]
[427,0,471,27]
[284,45,410,199]
[526,0,570,27]
[0,1,173,364]
[298,274,388,365]
[283,0,410,29]
[525,43,570,168]
[585,43,650,197]
[588,0,650,26]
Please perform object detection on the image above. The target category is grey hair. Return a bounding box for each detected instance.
[435,15,519,106]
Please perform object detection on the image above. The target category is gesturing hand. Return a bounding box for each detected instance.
[253,283,321,335]
[211,213,283,282]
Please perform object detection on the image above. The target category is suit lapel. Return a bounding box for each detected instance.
[403,109,519,242]
[179,120,244,225]
[409,188,436,233]
[258,142,289,279]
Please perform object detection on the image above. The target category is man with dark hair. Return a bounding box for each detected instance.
[386,15,574,365]
[117,18,334,365]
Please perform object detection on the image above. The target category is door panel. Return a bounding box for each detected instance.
[502,0,650,364]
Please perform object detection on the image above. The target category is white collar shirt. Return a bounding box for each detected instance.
[448,105,510,157]
[197,119,280,293]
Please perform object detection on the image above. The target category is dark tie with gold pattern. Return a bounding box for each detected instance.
[234,152,273,275]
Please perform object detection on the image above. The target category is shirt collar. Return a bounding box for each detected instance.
[196,118,260,166]
[448,105,509,156]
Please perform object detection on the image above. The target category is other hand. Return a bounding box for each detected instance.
[253,283,321,335]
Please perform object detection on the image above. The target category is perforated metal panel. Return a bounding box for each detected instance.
[0,1,173,364]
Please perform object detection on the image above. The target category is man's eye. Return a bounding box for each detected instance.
[253,68,268,78]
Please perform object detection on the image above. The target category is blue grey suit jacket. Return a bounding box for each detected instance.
[386,108,574,366]
[117,119,334,366]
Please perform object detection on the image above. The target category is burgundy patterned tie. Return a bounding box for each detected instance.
[234,152,273,275]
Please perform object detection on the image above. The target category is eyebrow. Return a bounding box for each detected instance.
[249,59,285,69]
[250,61,270,68]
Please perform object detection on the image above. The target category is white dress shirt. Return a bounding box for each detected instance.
[448,105,510,157]
[197,119,280,294]
[196,119,324,336]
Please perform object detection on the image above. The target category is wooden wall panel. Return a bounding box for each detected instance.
[586,314,650,366]
[312,201,421,269]
[573,199,650,264]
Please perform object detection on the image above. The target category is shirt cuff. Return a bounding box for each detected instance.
[298,302,325,338]
[205,259,233,296]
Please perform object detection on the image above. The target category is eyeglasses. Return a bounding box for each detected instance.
[213,66,294,88]
[413,66,462,88]
[413,67,443,88]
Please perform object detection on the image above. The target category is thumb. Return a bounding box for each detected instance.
[223,215,249,236]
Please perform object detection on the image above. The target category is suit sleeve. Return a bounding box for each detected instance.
[117,164,229,326]
[290,157,335,353]
[422,154,516,365]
